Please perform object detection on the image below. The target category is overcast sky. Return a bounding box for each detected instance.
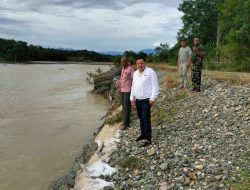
[0,0,183,52]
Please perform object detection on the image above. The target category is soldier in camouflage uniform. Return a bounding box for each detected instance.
[191,37,205,92]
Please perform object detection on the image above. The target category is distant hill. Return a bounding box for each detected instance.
[100,51,123,56]
[100,49,156,56]
[139,49,156,55]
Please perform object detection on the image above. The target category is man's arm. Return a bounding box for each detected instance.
[130,72,136,107]
[130,66,135,80]
[187,47,192,68]
[196,47,205,58]
[177,49,180,66]
[149,69,159,105]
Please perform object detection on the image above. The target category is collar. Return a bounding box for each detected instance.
[139,66,148,74]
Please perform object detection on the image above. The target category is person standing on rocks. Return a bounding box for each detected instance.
[130,59,159,146]
[177,39,192,90]
[191,37,205,92]
[119,57,135,130]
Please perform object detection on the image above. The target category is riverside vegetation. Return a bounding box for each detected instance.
[90,65,249,190]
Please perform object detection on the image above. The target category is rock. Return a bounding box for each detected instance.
[134,169,140,175]
[214,113,219,117]
[126,179,135,187]
[144,185,155,190]
[103,186,114,190]
[159,182,168,190]
[159,163,169,171]
[195,165,204,170]
[189,180,195,186]
[147,148,156,156]
[157,171,162,176]
[214,175,223,181]
[183,177,191,186]
[176,176,185,184]
[107,77,249,190]
[188,172,197,180]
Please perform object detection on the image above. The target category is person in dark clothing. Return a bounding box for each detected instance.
[119,57,134,130]
[191,37,205,92]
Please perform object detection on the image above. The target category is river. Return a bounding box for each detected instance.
[0,63,110,190]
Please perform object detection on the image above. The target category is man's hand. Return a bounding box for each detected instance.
[193,47,198,53]
[116,80,120,88]
[149,100,154,106]
[131,100,136,107]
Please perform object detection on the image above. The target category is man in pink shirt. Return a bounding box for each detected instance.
[119,57,135,130]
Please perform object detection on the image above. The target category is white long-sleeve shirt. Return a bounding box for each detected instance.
[130,66,159,101]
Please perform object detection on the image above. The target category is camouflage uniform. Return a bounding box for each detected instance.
[191,45,204,91]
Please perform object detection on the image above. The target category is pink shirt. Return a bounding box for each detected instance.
[120,64,134,92]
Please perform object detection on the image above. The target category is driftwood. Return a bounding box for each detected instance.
[94,80,111,90]
[92,67,121,94]
[93,68,121,84]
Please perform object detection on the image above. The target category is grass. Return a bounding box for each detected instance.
[225,170,250,190]
[148,63,250,87]
[152,108,167,125]
[152,106,179,125]
[166,92,188,102]
[104,111,122,125]
[165,74,179,88]
[224,151,250,190]
[119,156,146,170]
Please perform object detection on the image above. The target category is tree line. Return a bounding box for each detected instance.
[121,0,249,72]
[176,0,250,72]
[0,38,112,62]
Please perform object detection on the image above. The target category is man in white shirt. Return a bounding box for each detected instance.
[130,59,159,146]
[177,39,192,89]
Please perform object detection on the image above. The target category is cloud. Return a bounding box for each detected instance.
[2,0,182,10]
[153,42,161,48]
[0,0,183,51]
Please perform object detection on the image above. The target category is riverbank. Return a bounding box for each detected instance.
[108,77,249,189]
[0,61,114,65]
[58,65,249,190]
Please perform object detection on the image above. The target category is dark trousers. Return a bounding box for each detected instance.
[136,99,152,141]
[191,63,202,91]
[121,92,131,127]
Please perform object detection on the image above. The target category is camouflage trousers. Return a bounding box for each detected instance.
[191,63,202,91]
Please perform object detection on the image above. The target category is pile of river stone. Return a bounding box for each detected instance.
[105,79,249,190]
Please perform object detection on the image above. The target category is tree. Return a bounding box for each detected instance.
[13,41,28,62]
[218,0,250,70]
[137,51,147,61]
[155,43,170,61]
[177,0,224,47]
[123,50,137,63]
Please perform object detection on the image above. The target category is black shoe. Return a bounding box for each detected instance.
[136,136,143,141]
[138,139,151,147]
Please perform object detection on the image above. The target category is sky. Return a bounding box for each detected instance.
[0,0,183,52]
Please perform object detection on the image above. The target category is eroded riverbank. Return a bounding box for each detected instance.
[72,67,249,190]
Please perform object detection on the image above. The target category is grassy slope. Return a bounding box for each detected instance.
[148,63,250,88]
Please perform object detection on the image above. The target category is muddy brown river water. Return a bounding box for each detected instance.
[0,63,110,190]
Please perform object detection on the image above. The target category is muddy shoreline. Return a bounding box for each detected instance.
[50,123,105,190]
[50,68,120,190]
[0,61,113,65]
